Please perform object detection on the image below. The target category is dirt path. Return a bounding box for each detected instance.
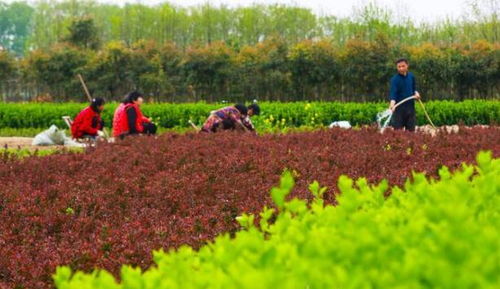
[0,137,63,150]
[0,137,33,148]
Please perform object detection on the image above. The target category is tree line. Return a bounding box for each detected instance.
[0,31,498,102]
[0,0,498,56]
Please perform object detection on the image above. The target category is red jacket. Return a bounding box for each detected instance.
[112,103,147,137]
[71,106,102,139]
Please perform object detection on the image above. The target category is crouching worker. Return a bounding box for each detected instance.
[71,97,106,140]
[112,91,157,138]
[201,103,260,133]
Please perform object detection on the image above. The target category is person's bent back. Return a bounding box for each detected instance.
[201,103,260,133]
[71,97,105,139]
[112,91,156,138]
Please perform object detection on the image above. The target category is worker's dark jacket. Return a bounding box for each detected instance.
[389,72,416,110]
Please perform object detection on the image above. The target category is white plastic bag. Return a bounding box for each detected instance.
[329,121,351,129]
[32,131,54,146]
[32,125,86,146]
[64,138,87,148]
[32,125,66,146]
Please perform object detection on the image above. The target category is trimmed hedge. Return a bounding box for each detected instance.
[0,100,498,130]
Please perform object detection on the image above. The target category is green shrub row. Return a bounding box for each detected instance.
[2,38,499,102]
[53,151,500,288]
[0,100,498,130]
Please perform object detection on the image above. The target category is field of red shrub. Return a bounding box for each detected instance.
[0,127,499,289]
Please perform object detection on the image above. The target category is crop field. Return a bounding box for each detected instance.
[0,127,498,288]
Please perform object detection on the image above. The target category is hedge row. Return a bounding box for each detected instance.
[1,38,499,102]
[0,100,498,130]
[54,151,499,288]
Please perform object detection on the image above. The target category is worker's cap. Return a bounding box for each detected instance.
[92,97,106,106]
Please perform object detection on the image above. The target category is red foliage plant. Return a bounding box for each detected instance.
[0,127,498,289]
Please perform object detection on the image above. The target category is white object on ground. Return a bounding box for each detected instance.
[32,125,65,146]
[329,121,351,129]
[64,138,87,147]
[32,125,86,147]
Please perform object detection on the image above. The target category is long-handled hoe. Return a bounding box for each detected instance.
[76,74,111,141]
[188,120,201,132]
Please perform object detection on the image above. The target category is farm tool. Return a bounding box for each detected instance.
[377,94,436,132]
[188,120,201,131]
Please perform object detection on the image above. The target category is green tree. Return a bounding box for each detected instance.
[128,40,173,101]
[84,41,133,99]
[340,35,393,101]
[25,44,88,101]
[157,42,184,101]
[0,50,16,101]
[65,16,100,50]
[288,40,339,100]
[0,50,15,79]
[183,42,234,102]
[234,6,267,46]
[0,1,34,55]
[251,38,291,101]
[267,5,318,43]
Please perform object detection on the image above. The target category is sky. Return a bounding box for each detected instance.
[95,0,475,22]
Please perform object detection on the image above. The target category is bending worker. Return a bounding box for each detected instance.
[389,58,420,132]
[201,103,260,133]
[112,91,157,138]
[71,97,106,140]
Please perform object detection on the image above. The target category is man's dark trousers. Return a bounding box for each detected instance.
[391,105,416,131]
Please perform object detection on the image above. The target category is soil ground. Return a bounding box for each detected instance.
[0,137,62,150]
[0,125,493,150]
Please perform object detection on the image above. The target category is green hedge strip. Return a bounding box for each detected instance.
[0,100,498,129]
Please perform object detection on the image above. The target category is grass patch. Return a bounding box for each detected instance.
[0,147,84,159]
[0,127,50,137]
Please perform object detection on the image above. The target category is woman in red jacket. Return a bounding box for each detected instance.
[71,97,105,139]
[112,91,156,138]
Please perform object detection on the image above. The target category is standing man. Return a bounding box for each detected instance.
[389,58,420,132]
